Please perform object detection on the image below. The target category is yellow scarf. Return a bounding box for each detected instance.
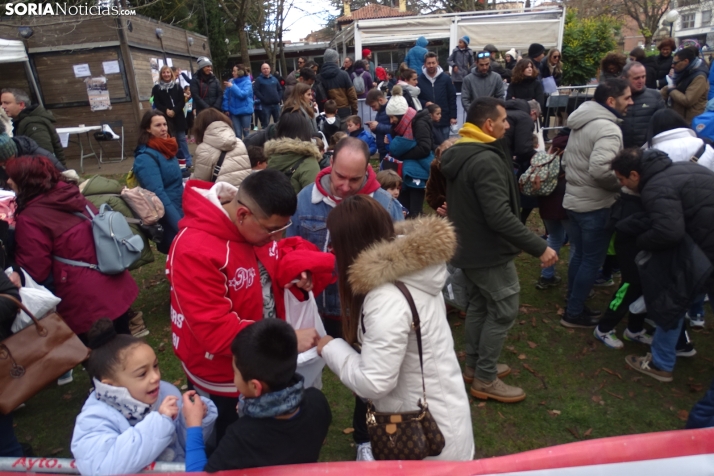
[456,122,497,144]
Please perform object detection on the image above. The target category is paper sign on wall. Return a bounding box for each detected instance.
[73,64,91,78]
[103,60,120,75]
[166,58,173,67]
[150,57,160,84]
[86,76,111,111]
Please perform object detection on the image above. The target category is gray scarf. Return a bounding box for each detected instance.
[158,79,176,92]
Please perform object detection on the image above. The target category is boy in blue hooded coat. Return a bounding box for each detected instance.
[405,37,429,71]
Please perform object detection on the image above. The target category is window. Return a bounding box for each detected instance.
[703,10,712,25]
[681,13,696,29]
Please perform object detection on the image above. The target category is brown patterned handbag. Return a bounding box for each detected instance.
[365,281,446,460]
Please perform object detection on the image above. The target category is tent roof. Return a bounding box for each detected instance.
[0,38,28,63]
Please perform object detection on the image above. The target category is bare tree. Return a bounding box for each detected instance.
[216,0,255,68]
[621,0,671,45]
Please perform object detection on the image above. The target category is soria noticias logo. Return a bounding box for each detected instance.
[4,3,137,15]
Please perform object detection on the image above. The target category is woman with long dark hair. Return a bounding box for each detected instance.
[316,196,474,461]
[151,65,191,167]
[507,59,545,110]
[133,110,184,253]
[9,155,138,338]
[282,83,318,133]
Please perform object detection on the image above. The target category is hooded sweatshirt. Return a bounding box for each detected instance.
[440,123,546,269]
[405,36,429,71]
[562,101,623,213]
[318,62,358,115]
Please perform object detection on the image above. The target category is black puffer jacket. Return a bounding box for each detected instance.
[12,136,66,171]
[507,77,544,112]
[190,70,222,114]
[620,88,665,148]
[503,99,535,171]
[392,109,433,161]
[652,54,674,89]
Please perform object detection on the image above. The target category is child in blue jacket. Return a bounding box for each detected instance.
[345,115,377,155]
[71,319,217,476]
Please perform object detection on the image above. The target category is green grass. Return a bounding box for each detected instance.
[12,213,714,461]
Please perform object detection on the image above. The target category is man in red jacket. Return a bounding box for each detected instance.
[168,169,320,445]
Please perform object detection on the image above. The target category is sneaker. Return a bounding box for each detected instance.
[625,353,673,382]
[582,306,602,318]
[686,312,705,329]
[463,364,511,384]
[57,369,74,386]
[623,329,653,345]
[356,442,375,461]
[612,268,621,277]
[593,275,615,287]
[560,312,599,328]
[470,377,526,403]
[128,310,150,338]
[676,342,697,358]
[594,328,624,349]
[535,275,562,290]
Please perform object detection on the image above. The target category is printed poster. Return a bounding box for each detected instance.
[85,76,111,111]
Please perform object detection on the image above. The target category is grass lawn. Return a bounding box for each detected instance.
[11,213,714,462]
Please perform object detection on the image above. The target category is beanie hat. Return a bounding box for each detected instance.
[0,133,18,162]
[484,44,498,53]
[386,85,408,116]
[196,56,212,69]
[460,36,470,46]
[362,48,371,57]
[528,43,545,58]
[505,48,517,59]
[323,48,339,65]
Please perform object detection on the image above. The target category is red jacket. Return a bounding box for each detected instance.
[15,182,138,335]
[168,181,335,397]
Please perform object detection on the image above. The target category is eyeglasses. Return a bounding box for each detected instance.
[552,55,561,59]
[672,60,682,65]
[237,200,292,236]
[477,51,491,59]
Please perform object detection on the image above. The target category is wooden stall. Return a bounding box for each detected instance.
[0,15,210,163]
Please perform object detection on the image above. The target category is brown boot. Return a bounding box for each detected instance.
[128,310,149,338]
[463,364,511,384]
[470,377,526,403]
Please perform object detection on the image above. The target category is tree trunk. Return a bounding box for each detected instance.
[238,27,251,67]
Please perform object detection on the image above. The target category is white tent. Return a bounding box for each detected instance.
[0,38,43,106]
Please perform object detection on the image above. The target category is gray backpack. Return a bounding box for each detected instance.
[54,204,144,275]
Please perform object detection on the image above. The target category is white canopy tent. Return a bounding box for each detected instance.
[0,38,43,106]
[332,7,566,62]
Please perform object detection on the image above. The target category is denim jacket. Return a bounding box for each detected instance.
[286,183,403,316]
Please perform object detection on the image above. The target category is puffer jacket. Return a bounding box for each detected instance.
[13,105,65,165]
[265,137,322,194]
[189,71,222,114]
[71,381,217,476]
[321,217,474,461]
[12,136,66,171]
[504,99,535,169]
[562,101,623,213]
[222,75,254,116]
[653,54,674,89]
[507,77,544,112]
[648,128,714,172]
[620,87,665,148]
[417,68,456,128]
[318,62,358,116]
[405,36,429,71]
[191,121,251,187]
[447,46,474,83]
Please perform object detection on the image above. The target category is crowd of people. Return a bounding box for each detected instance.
[3,33,714,474]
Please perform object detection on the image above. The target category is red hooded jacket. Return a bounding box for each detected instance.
[168,181,335,397]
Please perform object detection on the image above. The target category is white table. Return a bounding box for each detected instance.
[56,125,102,173]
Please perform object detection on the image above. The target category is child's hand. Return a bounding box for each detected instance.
[158,396,179,420]
[181,391,205,427]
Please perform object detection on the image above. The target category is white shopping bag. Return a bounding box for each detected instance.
[284,289,326,389]
[6,268,61,333]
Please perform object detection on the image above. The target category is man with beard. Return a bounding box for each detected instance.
[417,52,457,140]
[461,51,505,111]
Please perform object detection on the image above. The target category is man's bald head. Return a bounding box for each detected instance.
[330,137,371,199]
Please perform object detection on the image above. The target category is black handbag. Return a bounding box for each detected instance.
[365,281,445,460]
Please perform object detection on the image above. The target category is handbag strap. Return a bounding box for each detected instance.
[0,293,46,335]
[393,281,428,407]
[211,151,228,183]
[691,142,707,163]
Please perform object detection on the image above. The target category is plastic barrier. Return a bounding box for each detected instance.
[1,427,713,475]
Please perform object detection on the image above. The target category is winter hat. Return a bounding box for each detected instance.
[505,48,517,59]
[362,48,371,57]
[528,43,545,58]
[386,85,408,116]
[484,44,498,53]
[196,56,212,69]
[323,48,340,65]
[460,36,470,46]
[0,133,17,162]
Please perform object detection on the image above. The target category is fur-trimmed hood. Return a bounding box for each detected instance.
[264,137,321,162]
[348,215,456,296]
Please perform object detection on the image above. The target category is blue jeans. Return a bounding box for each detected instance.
[437,125,451,140]
[564,208,612,315]
[652,317,685,372]
[260,104,281,129]
[231,114,252,140]
[174,130,192,167]
[690,294,706,317]
[541,219,567,279]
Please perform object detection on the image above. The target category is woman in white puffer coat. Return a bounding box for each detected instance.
[191,108,251,187]
[317,195,474,461]
[645,108,714,171]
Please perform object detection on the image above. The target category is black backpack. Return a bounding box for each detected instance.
[313,79,329,112]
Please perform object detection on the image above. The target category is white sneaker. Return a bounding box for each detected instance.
[57,369,73,386]
[594,328,624,349]
[356,442,375,461]
[623,329,653,345]
[686,312,705,329]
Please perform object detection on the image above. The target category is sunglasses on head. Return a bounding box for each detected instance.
[477,51,491,59]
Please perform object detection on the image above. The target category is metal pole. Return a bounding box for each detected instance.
[0,457,185,474]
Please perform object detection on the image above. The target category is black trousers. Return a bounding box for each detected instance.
[597,240,645,333]
[398,186,425,218]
